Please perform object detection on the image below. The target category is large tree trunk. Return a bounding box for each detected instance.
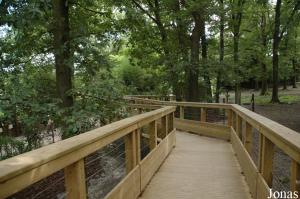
[216,0,225,103]
[233,35,241,105]
[283,77,287,90]
[260,0,268,95]
[231,0,244,105]
[292,29,298,88]
[185,12,201,102]
[292,59,297,88]
[52,0,73,108]
[271,0,281,103]
[200,19,212,102]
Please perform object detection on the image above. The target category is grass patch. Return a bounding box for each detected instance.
[241,95,300,105]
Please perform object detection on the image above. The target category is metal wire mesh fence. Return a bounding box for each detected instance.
[272,147,291,192]
[8,170,66,199]
[84,138,126,199]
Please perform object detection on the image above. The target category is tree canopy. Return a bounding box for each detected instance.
[0,0,299,159]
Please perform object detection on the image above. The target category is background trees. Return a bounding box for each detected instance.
[0,0,299,158]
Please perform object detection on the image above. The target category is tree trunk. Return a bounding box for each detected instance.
[292,28,298,88]
[283,77,287,90]
[215,0,225,103]
[233,35,241,105]
[292,59,297,88]
[185,12,201,102]
[52,0,73,108]
[231,0,244,105]
[201,19,212,102]
[260,0,268,95]
[271,0,281,103]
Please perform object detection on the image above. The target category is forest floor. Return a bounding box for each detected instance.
[226,83,300,132]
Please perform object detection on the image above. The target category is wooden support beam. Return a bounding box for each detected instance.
[149,120,157,150]
[259,135,274,186]
[227,109,232,127]
[64,159,87,199]
[236,115,242,140]
[232,112,236,130]
[244,122,253,153]
[180,106,184,119]
[201,108,207,122]
[124,132,137,173]
[291,160,300,192]
[161,115,168,138]
[135,129,141,163]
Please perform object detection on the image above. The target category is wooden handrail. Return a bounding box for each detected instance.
[125,96,231,109]
[231,104,300,162]
[125,96,300,198]
[0,106,176,198]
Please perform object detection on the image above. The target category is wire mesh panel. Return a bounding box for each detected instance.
[183,107,201,121]
[250,128,260,167]
[272,147,291,192]
[7,170,66,199]
[206,108,227,125]
[84,138,126,199]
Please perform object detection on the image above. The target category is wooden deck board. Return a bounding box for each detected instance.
[139,131,252,199]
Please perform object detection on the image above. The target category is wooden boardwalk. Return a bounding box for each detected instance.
[139,131,252,199]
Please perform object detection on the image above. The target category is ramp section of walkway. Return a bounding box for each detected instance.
[139,131,252,199]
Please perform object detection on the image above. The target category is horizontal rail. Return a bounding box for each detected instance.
[0,106,176,198]
[125,96,231,109]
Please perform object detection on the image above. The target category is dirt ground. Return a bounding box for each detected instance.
[244,103,300,132]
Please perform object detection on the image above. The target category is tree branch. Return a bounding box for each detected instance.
[132,0,159,24]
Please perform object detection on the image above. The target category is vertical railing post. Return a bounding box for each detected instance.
[201,108,207,122]
[259,135,274,186]
[64,159,87,199]
[291,160,300,192]
[244,122,253,153]
[232,112,236,130]
[236,115,242,139]
[161,115,168,138]
[168,112,174,133]
[180,106,184,119]
[135,129,141,164]
[124,131,137,174]
[149,120,157,150]
[227,109,232,127]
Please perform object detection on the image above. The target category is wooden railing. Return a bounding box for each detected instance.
[126,96,300,199]
[0,106,176,199]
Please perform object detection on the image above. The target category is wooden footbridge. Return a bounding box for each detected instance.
[0,96,300,199]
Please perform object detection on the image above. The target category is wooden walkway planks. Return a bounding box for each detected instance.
[139,131,252,199]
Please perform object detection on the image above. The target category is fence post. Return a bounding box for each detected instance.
[251,94,255,112]
[161,115,168,138]
[125,132,137,173]
[259,135,274,186]
[201,108,207,122]
[227,109,232,127]
[244,122,253,153]
[236,115,242,139]
[64,159,87,199]
[149,120,157,150]
[180,106,184,119]
[291,160,300,192]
